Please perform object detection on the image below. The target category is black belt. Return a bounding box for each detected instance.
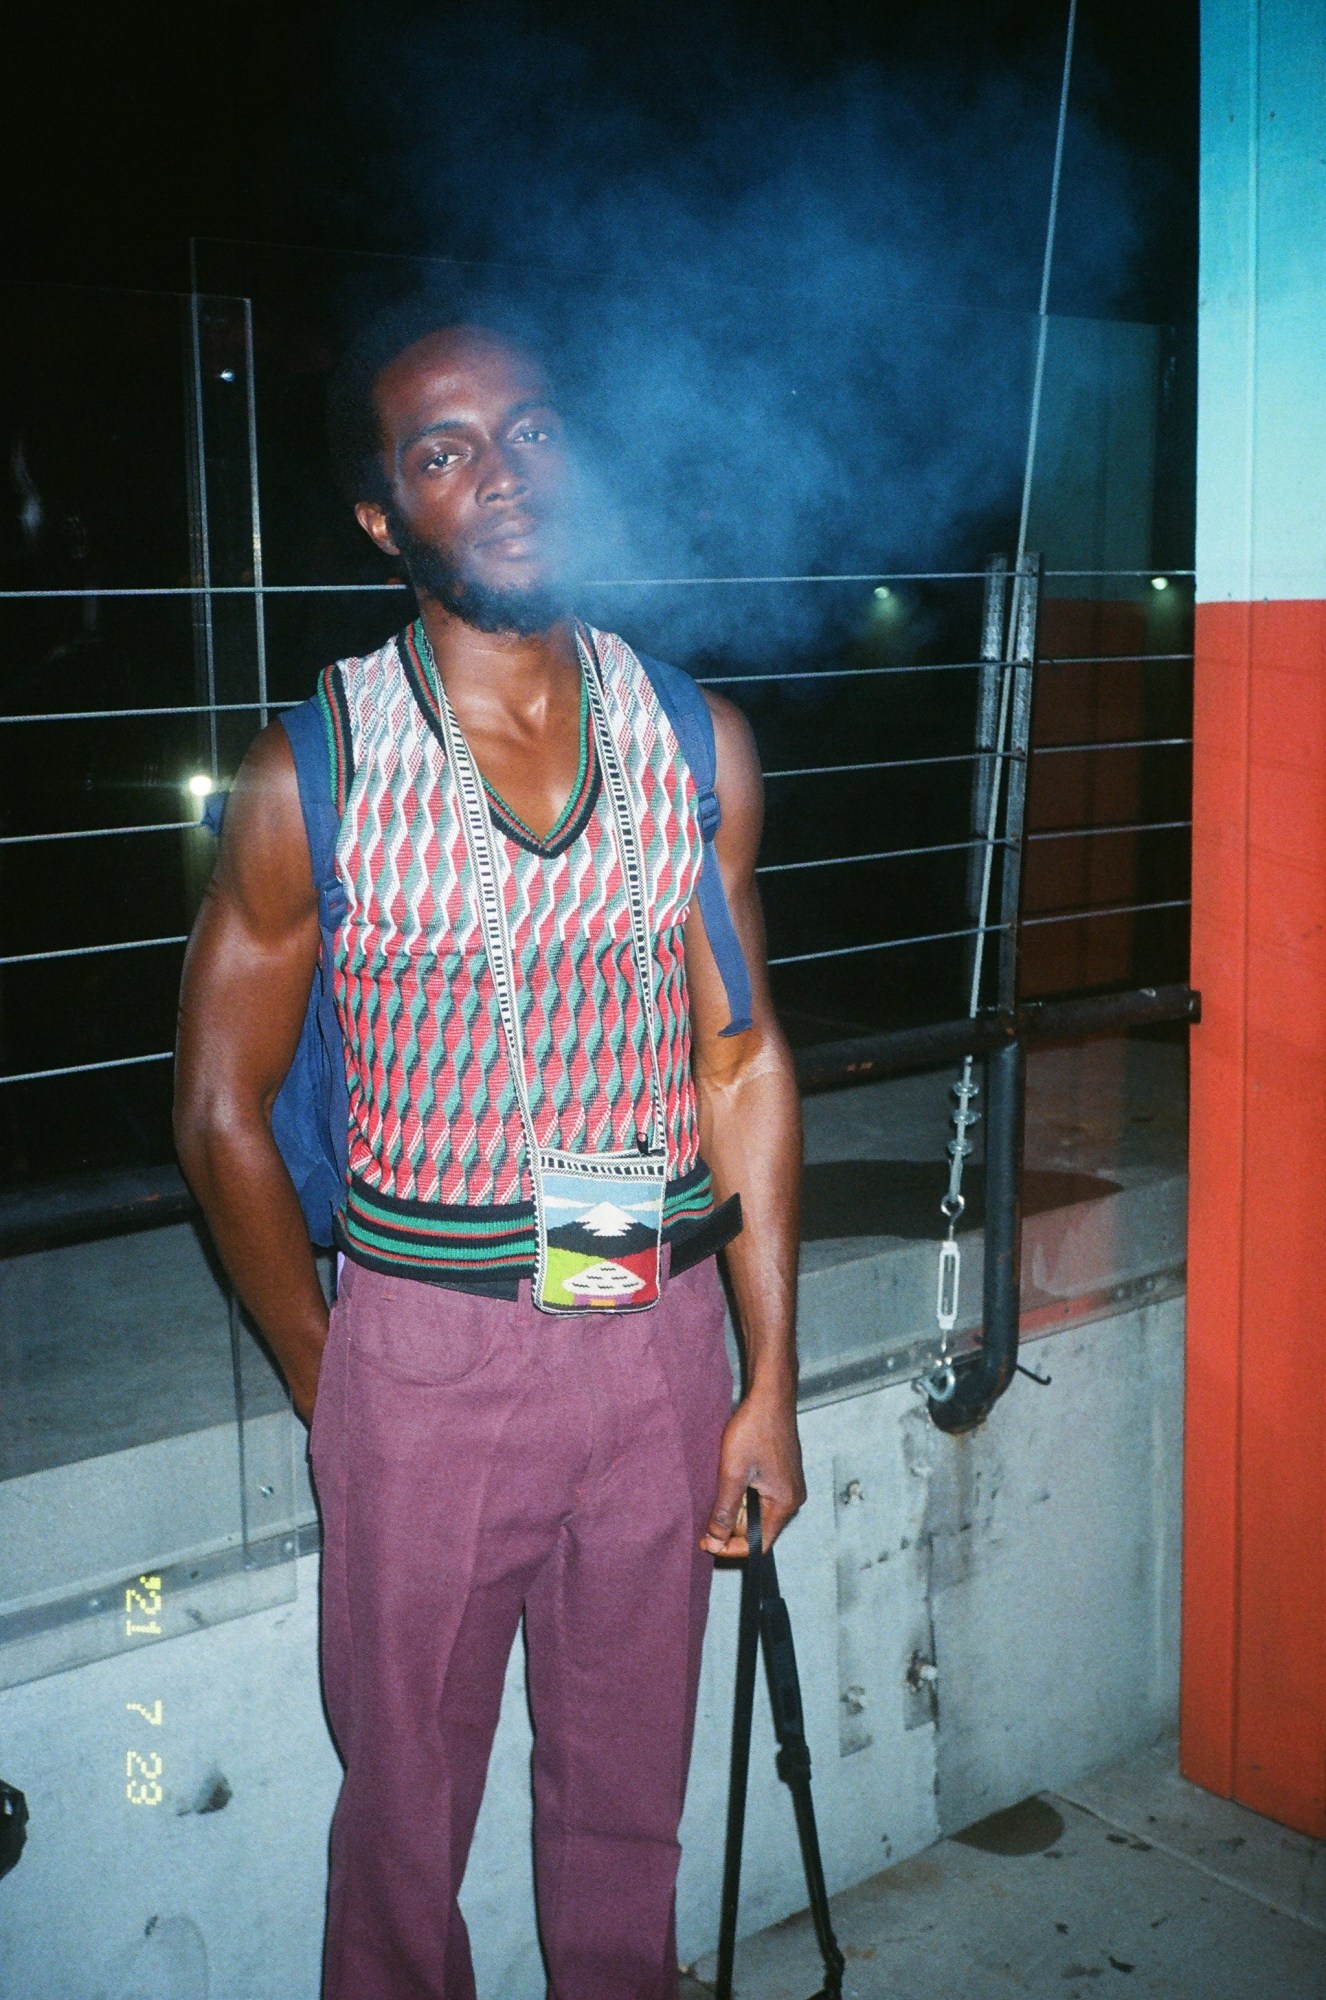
[342,1190,744,1301]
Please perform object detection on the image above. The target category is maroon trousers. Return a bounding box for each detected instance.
[307,1248,734,2000]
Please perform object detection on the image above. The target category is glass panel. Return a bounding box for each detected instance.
[1022,315,1194,1002]
[0,282,298,1687]
[0,1226,300,1688]
[185,240,1194,1413]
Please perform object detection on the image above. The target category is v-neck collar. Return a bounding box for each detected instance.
[400,620,602,860]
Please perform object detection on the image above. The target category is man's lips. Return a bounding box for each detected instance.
[476,513,544,551]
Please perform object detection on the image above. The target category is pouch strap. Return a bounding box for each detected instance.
[417,623,665,1183]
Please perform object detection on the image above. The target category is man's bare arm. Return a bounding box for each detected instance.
[173,725,330,1424]
[685,690,806,1555]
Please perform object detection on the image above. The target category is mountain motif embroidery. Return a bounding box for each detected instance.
[540,1185,663,1309]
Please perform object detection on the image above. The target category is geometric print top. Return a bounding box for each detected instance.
[314,620,720,1294]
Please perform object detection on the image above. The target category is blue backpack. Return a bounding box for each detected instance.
[212,652,754,1247]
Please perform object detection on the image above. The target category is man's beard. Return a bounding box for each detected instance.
[387,514,568,637]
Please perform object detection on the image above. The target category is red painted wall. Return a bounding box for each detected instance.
[1183,597,1326,1836]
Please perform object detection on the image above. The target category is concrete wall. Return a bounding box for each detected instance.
[0,1286,1182,2000]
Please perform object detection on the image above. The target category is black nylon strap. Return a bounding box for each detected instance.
[714,1493,762,1999]
[714,1490,846,2000]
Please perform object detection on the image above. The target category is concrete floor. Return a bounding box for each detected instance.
[682,1740,1326,2000]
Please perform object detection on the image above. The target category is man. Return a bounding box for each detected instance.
[174,300,805,1999]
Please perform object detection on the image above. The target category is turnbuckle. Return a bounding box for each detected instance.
[936,1234,961,1330]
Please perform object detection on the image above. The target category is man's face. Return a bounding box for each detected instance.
[357,328,572,636]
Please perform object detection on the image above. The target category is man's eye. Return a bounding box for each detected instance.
[424,449,459,470]
[513,427,550,444]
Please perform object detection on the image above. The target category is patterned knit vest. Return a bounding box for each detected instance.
[316,621,715,1289]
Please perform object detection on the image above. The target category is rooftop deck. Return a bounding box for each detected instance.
[682,1740,1326,1999]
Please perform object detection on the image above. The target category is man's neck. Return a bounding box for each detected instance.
[417,598,582,732]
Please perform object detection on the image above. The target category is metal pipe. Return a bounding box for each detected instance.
[0,1164,195,1255]
[795,983,1197,1092]
[0,983,1199,1257]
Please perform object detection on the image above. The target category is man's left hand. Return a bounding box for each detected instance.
[700,1386,805,1557]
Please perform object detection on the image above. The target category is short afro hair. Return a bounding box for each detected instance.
[326,282,549,510]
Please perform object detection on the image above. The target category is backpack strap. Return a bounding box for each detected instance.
[197,699,349,1246]
[274,698,351,1232]
[637,652,754,1038]
[196,699,343,930]
[278,699,345,929]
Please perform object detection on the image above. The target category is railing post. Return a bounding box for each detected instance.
[965,553,1009,1004]
[929,552,1040,1433]
[996,552,1042,1014]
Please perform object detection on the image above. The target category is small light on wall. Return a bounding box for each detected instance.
[186,773,215,799]
[873,584,892,600]
[218,369,236,384]
[1150,575,1170,592]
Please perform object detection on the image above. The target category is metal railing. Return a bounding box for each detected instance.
[0,555,1195,1062]
[0,286,1197,1432]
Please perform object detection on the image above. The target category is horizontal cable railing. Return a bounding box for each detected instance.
[769,920,1006,968]
[0,567,1195,601]
[0,700,296,726]
[1039,651,1192,666]
[764,751,1006,780]
[1022,896,1191,928]
[1027,817,1191,840]
[0,659,1191,731]
[0,560,1194,1093]
[0,647,1195,729]
[0,1050,175,1086]
[0,936,189,969]
[1036,734,1191,755]
[6,815,1193,868]
[759,838,987,873]
[0,820,197,846]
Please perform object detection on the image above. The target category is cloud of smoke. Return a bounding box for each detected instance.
[318,2,1139,661]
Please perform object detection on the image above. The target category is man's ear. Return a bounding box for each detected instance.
[354,501,400,558]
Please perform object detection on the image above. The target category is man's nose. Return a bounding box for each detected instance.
[476,440,529,503]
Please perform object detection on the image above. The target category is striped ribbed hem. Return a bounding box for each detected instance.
[336,1158,716,1287]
